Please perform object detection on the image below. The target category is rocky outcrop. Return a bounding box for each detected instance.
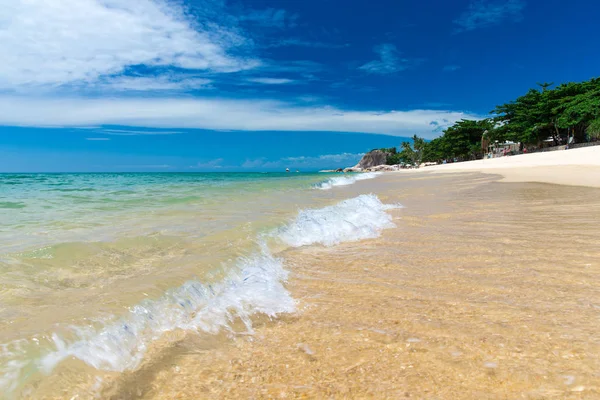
[351,149,390,170]
[364,164,399,172]
[320,168,349,173]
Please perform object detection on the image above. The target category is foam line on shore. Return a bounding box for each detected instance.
[315,172,381,190]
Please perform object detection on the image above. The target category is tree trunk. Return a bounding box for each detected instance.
[553,123,561,145]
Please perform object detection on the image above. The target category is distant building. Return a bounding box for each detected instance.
[486,140,520,158]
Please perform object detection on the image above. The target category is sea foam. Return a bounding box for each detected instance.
[0,246,293,394]
[278,194,402,247]
[41,245,293,373]
[0,194,402,395]
[316,172,381,190]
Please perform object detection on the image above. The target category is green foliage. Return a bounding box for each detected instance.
[398,141,415,165]
[492,77,600,145]
[587,118,600,140]
[418,119,492,163]
[414,76,600,165]
[386,153,402,165]
[379,77,599,166]
[394,135,427,165]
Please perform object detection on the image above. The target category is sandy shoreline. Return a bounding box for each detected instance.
[27,159,600,399]
[91,171,600,400]
[396,146,600,188]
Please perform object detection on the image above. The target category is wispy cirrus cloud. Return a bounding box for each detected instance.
[283,152,365,165]
[241,158,269,169]
[97,76,213,92]
[240,152,364,170]
[0,96,481,139]
[246,78,296,85]
[115,164,173,169]
[454,0,526,32]
[85,137,110,141]
[359,44,420,75]
[192,158,225,169]
[100,129,183,136]
[265,38,349,49]
[237,8,299,29]
[0,0,257,92]
[258,60,324,74]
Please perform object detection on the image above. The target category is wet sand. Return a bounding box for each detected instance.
[94,172,600,399]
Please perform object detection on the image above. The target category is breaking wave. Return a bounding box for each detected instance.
[0,245,293,394]
[0,194,402,395]
[315,172,381,190]
[278,194,403,247]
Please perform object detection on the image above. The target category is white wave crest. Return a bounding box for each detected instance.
[277,194,402,247]
[316,172,381,190]
[0,194,402,396]
[0,245,293,394]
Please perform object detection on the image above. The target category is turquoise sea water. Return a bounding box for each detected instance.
[0,171,393,397]
[1,173,329,251]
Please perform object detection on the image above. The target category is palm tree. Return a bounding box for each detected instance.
[536,82,554,92]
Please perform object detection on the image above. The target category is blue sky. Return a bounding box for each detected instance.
[0,0,598,172]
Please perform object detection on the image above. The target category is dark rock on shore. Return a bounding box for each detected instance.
[350,149,395,170]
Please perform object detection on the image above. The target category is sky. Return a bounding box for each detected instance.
[0,0,598,172]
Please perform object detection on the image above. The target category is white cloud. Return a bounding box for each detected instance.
[115,164,172,169]
[192,158,224,168]
[283,152,364,165]
[85,137,110,141]
[0,0,257,91]
[359,44,413,75]
[101,129,182,135]
[246,78,296,85]
[266,38,349,49]
[99,76,213,91]
[241,158,269,169]
[0,96,481,139]
[240,153,364,170]
[454,0,526,32]
[238,8,297,29]
[258,60,323,74]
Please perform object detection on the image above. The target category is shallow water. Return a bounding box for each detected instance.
[107,172,600,399]
[0,172,388,397]
[3,171,600,399]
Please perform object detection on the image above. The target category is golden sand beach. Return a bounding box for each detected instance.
[416,146,600,188]
[83,147,600,399]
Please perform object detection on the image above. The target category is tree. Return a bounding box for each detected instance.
[421,137,445,163]
[402,76,600,165]
[398,141,415,165]
[554,78,600,142]
[411,135,426,165]
[491,77,600,146]
[433,119,493,161]
[397,135,426,166]
[537,82,554,92]
[587,118,600,141]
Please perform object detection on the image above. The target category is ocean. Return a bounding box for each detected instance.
[0,172,393,397]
